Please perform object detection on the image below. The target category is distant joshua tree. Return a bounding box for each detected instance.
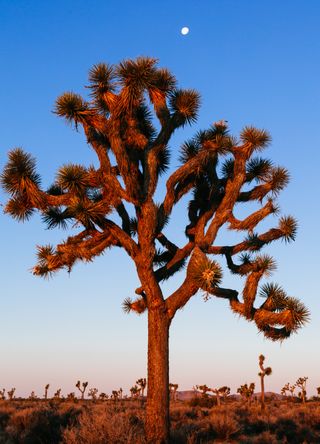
[237,383,255,404]
[0,389,5,400]
[44,384,50,400]
[7,388,15,401]
[136,378,147,398]
[219,386,231,402]
[296,376,308,403]
[76,381,88,400]
[317,387,320,397]
[66,392,76,401]
[88,388,99,401]
[111,390,119,401]
[210,387,222,406]
[119,387,123,400]
[289,384,296,399]
[54,388,62,399]
[99,392,109,401]
[281,383,290,399]
[196,384,211,398]
[130,385,140,399]
[258,354,272,411]
[169,383,178,402]
[212,386,231,405]
[1,56,310,443]
[29,391,37,400]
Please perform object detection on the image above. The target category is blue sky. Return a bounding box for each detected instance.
[0,0,319,398]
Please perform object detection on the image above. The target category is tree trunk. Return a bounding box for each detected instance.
[146,307,170,444]
[260,375,265,411]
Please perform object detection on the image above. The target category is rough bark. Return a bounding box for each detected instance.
[146,306,170,444]
[260,375,265,411]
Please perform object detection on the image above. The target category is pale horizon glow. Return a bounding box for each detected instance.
[0,0,319,399]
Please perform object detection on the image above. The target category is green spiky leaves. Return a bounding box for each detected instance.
[5,194,34,221]
[269,167,290,194]
[285,297,310,330]
[1,148,41,195]
[117,57,157,89]
[88,63,116,113]
[122,297,147,314]
[246,157,273,182]
[179,128,233,165]
[42,207,71,230]
[254,254,277,276]
[240,126,271,151]
[68,199,110,228]
[189,249,223,292]
[257,282,310,337]
[278,216,298,242]
[259,283,288,310]
[1,149,42,220]
[54,92,90,124]
[170,89,200,126]
[56,164,90,194]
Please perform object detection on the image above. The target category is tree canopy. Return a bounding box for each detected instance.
[1,57,308,341]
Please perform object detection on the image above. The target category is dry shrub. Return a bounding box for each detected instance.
[4,404,81,444]
[0,404,15,429]
[209,409,241,440]
[238,430,279,444]
[62,404,145,444]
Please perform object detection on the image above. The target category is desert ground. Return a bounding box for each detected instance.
[0,393,319,443]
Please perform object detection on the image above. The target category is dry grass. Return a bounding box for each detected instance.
[0,399,320,443]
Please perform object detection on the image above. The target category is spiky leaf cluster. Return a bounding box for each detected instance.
[189,251,222,291]
[1,148,41,195]
[279,216,298,242]
[246,157,273,182]
[170,89,200,126]
[240,126,271,151]
[56,164,90,194]
[54,92,90,124]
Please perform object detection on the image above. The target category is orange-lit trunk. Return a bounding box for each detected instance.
[260,375,265,411]
[146,307,170,444]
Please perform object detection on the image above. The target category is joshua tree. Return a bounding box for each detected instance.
[7,388,15,401]
[99,392,108,401]
[111,390,119,401]
[88,387,99,401]
[237,383,255,404]
[197,384,211,398]
[317,387,320,397]
[119,387,123,399]
[296,376,308,403]
[211,387,222,406]
[0,389,5,400]
[66,392,76,401]
[169,383,179,402]
[29,391,37,400]
[258,354,272,411]
[76,380,88,400]
[1,57,309,443]
[44,383,50,400]
[289,384,296,399]
[219,386,231,402]
[281,383,290,398]
[53,388,61,399]
[212,386,230,405]
[136,378,147,398]
[130,385,140,399]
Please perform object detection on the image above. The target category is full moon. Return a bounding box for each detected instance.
[181,27,189,35]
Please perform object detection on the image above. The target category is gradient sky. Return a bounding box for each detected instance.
[0,0,319,398]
